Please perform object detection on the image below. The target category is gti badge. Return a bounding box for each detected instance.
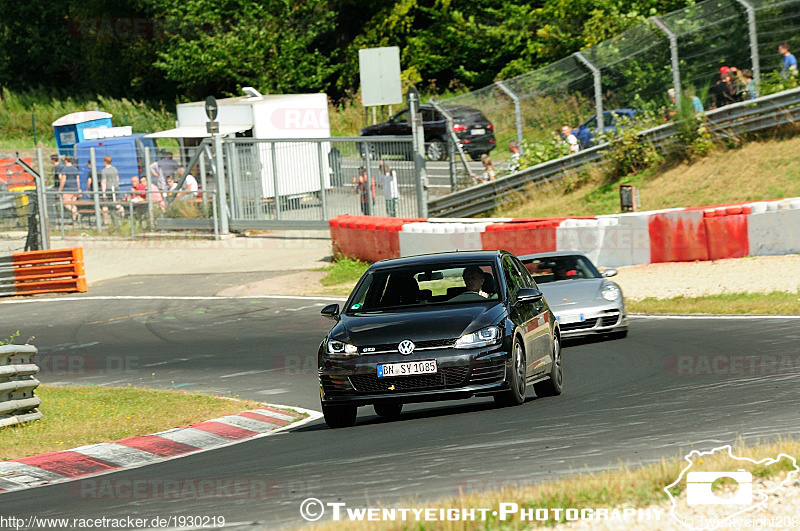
[398,340,415,355]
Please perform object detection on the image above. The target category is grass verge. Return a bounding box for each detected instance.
[0,385,298,461]
[311,437,800,530]
[314,258,371,289]
[629,291,800,315]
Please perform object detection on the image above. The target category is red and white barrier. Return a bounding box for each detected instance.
[329,197,800,266]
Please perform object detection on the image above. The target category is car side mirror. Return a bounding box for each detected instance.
[516,288,544,305]
[602,269,618,278]
[321,303,340,320]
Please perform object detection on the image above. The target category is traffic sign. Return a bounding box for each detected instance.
[205,96,218,121]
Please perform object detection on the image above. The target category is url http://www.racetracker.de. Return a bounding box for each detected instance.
[0,515,225,530]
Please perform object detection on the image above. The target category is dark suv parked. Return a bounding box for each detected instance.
[359,105,496,161]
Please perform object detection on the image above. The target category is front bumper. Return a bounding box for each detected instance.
[551,303,628,338]
[319,347,511,406]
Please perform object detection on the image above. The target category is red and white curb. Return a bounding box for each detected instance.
[0,405,321,494]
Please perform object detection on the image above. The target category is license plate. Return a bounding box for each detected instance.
[471,128,485,135]
[557,314,585,325]
[378,360,438,378]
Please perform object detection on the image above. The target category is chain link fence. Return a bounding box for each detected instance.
[437,0,800,163]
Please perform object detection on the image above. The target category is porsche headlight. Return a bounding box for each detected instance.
[601,284,621,301]
[455,326,501,349]
[327,339,359,358]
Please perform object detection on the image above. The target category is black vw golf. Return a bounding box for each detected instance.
[318,250,562,428]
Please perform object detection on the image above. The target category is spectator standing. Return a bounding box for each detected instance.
[506,141,521,174]
[149,151,163,190]
[50,154,64,188]
[100,156,120,201]
[742,69,758,99]
[378,161,399,217]
[157,152,179,185]
[779,43,798,78]
[561,125,580,153]
[58,156,81,222]
[355,166,375,215]
[711,68,739,108]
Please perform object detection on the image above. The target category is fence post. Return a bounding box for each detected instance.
[143,147,154,229]
[409,90,428,218]
[270,141,281,220]
[363,140,375,216]
[31,114,37,146]
[317,142,328,220]
[89,147,102,232]
[213,133,229,234]
[494,81,525,154]
[651,16,682,105]
[574,52,605,131]
[199,155,208,207]
[734,0,761,86]
[35,148,50,249]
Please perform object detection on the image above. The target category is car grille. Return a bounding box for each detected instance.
[599,312,620,327]
[349,366,468,393]
[359,338,456,354]
[560,318,598,331]
[469,358,506,385]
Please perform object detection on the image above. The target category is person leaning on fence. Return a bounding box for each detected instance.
[561,125,580,153]
[472,154,497,183]
[57,156,80,222]
[506,141,522,174]
[379,161,399,217]
[779,43,798,79]
[175,166,199,200]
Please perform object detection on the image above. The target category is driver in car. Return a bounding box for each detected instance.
[463,266,489,298]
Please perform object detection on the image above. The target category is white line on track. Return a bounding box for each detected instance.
[631,314,800,320]
[0,295,348,304]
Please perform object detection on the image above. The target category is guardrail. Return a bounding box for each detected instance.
[0,344,42,428]
[429,87,800,218]
[0,248,87,297]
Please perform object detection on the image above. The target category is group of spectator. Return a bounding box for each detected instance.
[354,160,400,216]
[50,150,199,224]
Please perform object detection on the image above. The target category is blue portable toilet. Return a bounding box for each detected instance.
[52,111,114,156]
[74,134,158,195]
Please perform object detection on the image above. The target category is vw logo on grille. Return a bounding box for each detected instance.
[398,340,415,355]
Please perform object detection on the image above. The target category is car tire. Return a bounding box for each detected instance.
[373,402,403,418]
[322,403,357,428]
[426,139,447,161]
[494,336,526,407]
[534,334,563,397]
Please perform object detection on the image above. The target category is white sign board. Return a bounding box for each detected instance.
[359,47,403,107]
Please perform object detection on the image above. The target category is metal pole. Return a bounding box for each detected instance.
[317,142,328,220]
[143,146,154,229]
[651,16,682,106]
[35,148,50,249]
[199,154,208,207]
[59,196,65,239]
[129,201,134,240]
[363,140,374,216]
[32,114,37,146]
[89,147,101,232]
[574,52,605,131]
[735,0,761,86]
[212,192,219,240]
[213,133,229,234]
[225,141,239,220]
[270,142,281,220]
[408,91,428,218]
[495,81,525,153]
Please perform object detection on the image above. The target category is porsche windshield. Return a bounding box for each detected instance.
[522,255,601,283]
[346,263,501,313]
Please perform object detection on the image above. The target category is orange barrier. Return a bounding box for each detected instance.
[0,248,87,297]
[703,206,751,260]
[481,220,561,256]
[330,216,413,262]
[648,211,709,263]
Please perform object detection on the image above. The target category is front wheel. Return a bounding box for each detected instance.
[322,403,357,428]
[494,336,526,407]
[534,334,563,397]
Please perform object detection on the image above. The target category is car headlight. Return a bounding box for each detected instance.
[601,284,621,301]
[327,339,359,358]
[455,326,501,349]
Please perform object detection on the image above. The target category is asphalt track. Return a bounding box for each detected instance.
[1,274,799,529]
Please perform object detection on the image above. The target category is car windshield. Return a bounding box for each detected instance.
[346,262,501,313]
[522,255,601,283]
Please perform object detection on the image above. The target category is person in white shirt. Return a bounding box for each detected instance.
[378,160,399,217]
[561,125,580,153]
[175,166,198,200]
